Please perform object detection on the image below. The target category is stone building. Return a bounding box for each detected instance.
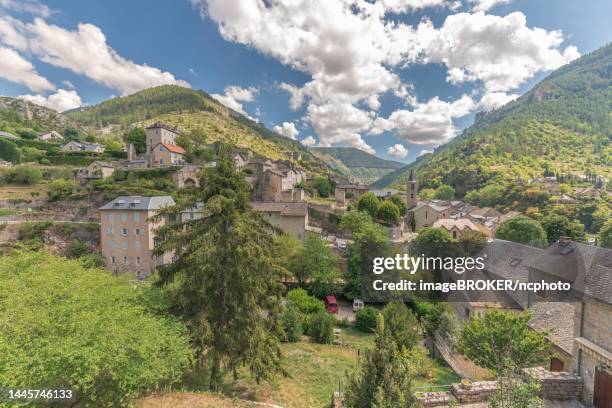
[145,122,184,167]
[173,165,201,188]
[76,161,115,184]
[334,184,370,207]
[62,140,105,153]
[527,240,612,405]
[99,196,175,277]
[432,218,492,238]
[38,130,63,142]
[251,202,308,240]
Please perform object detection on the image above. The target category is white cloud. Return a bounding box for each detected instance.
[371,94,475,145]
[0,0,51,17]
[419,149,433,156]
[0,17,189,95]
[479,91,519,110]
[388,143,408,158]
[61,79,75,89]
[0,46,54,92]
[195,1,577,151]
[418,11,580,92]
[469,0,512,12]
[18,89,82,112]
[273,121,299,140]
[301,135,317,147]
[211,85,258,119]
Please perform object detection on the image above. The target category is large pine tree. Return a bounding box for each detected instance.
[153,145,286,389]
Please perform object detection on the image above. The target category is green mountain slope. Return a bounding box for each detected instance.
[311,147,404,185]
[66,85,321,164]
[374,43,612,193]
[0,97,72,135]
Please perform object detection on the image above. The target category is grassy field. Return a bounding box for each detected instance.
[178,328,459,408]
[0,184,47,200]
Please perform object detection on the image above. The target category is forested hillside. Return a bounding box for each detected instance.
[375,44,612,194]
[311,147,404,185]
[65,85,321,163]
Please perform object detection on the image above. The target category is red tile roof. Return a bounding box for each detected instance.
[154,142,185,154]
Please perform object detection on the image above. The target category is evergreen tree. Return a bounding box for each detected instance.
[345,316,417,408]
[300,234,340,297]
[153,144,286,389]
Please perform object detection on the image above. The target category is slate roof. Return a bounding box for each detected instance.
[99,196,175,211]
[336,184,370,190]
[433,218,490,235]
[527,241,612,305]
[527,302,575,355]
[251,202,308,216]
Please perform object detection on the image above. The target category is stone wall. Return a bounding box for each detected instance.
[523,367,583,400]
[451,381,498,403]
[415,391,453,407]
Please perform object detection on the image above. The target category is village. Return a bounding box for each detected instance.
[1,122,611,408]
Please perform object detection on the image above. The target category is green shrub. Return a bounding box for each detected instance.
[18,221,52,240]
[308,310,334,344]
[281,305,303,342]
[46,156,95,166]
[80,253,106,268]
[47,178,76,201]
[64,239,88,259]
[286,288,325,315]
[356,306,379,332]
[4,167,42,185]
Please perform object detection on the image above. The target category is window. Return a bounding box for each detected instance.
[108,214,115,223]
[134,228,142,236]
[106,227,114,235]
[123,256,128,265]
[121,228,128,236]
[159,145,165,152]
[133,213,140,222]
[122,241,128,250]
[452,231,457,239]
[136,257,141,265]
[425,211,428,219]
[109,240,118,249]
[120,213,127,222]
[110,256,116,264]
[160,159,164,165]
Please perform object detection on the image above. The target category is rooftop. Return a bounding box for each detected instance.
[145,122,180,134]
[528,302,575,355]
[99,196,175,211]
[154,142,186,154]
[251,202,308,216]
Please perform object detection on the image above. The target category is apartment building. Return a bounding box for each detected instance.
[99,196,175,277]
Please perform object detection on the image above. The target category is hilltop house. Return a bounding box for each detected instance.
[76,161,115,183]
[62,140,105,153]
[38,130,63,142]
[145,122,184,167]
[99,196,175,277]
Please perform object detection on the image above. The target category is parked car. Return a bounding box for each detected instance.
[353,298,364,312]
[325,295,339,314]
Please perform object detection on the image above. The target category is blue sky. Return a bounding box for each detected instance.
[0,0,610,163]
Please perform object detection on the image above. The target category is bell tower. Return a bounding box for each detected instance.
[406,169,418,209]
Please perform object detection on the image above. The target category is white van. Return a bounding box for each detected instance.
[353,299,364,312]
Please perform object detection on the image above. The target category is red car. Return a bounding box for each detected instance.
[325,295,338,314]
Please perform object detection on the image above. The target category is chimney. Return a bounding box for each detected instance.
[127,143,135,161]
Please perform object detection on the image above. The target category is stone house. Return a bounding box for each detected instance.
[251,202,308,240]
[409,201,463,230]
[145,122,182,167]
[99,196,175,277]
[62,140,105,153]
[150,142,185,167]
[38,130,63,142]
[232,151,249,170]
[76,161,115,183]
[527,240,612,405]
[334,184,370,206]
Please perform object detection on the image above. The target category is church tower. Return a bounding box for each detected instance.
[406,169,418,209]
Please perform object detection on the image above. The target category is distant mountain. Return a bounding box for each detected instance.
[0,97,71,135]
[374,43,612,193]
[310,147,404,185]
[65,85,323,165]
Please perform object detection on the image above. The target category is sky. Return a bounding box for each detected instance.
[0,0,610,164]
